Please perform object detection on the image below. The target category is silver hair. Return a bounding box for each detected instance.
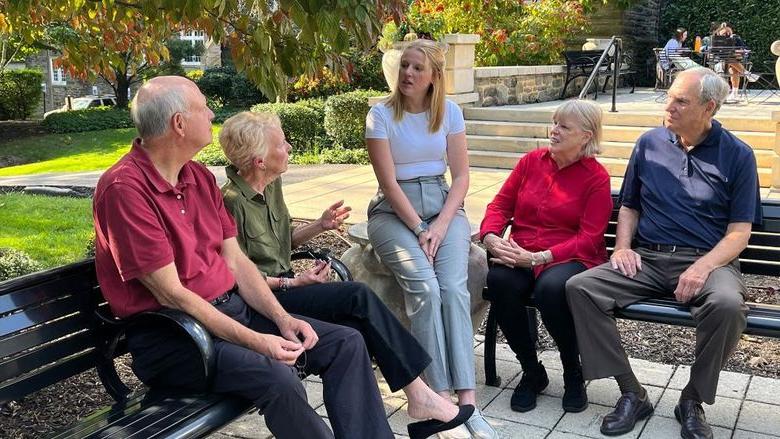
[680,67,729,115]
[130,84,190,139]
[219,111,282,172]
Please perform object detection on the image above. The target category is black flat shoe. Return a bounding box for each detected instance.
[675,399,713,439]
[600,390,654,436]
[407,404,475,439]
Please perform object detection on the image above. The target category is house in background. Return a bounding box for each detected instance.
[24,32,221,118]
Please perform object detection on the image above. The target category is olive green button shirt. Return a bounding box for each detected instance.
[221,165,292,277]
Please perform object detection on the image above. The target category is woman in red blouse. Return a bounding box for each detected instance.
[479,99,612,414]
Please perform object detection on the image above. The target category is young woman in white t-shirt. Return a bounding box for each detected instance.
[365,38,498,439]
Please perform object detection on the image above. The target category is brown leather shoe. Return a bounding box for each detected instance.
[600,390,654,436]
[674,399,713,439]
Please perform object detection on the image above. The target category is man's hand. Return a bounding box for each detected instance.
[611,248,642,277]
[319,200,351,231]
[292,260,331,287]
[254,333,305,365]
[674,260,713,303]
[277,314,319,350]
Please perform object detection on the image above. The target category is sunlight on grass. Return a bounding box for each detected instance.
[0,193,93,267]
[0,126,223,176]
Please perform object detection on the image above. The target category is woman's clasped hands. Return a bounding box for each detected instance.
[484,234,535,268]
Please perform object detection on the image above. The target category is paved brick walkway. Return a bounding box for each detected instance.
[210,337,780,439]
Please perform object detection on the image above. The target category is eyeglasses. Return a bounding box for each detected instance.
[294,350,307,381]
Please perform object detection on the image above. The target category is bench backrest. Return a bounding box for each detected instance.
[563,50,604,68]
[606,195,780,277]
[0,259,116,405]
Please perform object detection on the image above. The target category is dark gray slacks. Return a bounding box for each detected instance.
[128,293,392,439]
[565,247,748,404]
[275,281,432,392]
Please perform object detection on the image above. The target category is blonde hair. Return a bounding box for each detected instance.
[552,100,603,156]
[385,39,447,133]
[219,111,282,172]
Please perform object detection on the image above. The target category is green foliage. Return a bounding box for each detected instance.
[660,0,780,78]
[194,140,229,166]
[346,47,388,91]
[288,68,350,102]
[0,69,43,121]
[197,66,266,108]
[320,147,370,164]
[186,69,204,82]
[42,107,133,133]
[251,101,328,154]
[0,248,42,281]
[389,0,588,66]
[324,89,385,149]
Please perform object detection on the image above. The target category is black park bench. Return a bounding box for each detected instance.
[481,195,780,387]
[560,49,636,99]
[0,250,349,438]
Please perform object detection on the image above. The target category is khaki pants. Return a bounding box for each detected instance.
[566,247,747,404]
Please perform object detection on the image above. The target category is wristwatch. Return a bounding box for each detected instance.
[412,221,429,237]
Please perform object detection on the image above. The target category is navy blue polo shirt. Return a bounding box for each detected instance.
[619,119,761,250]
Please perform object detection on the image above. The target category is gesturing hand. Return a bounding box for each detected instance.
[319,200,351,231]
[610,248,642,277]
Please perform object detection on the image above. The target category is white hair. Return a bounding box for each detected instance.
[130,84,190,139]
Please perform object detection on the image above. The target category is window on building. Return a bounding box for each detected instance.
[49,57,66,85]
[180,30,206,65]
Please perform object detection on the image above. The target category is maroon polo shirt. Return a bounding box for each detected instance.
[93,140,238,318]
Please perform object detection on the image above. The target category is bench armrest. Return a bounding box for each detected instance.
[291,248,353,282]
[93,307,216,401]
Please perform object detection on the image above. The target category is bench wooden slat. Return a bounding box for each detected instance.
[0,295,84,338]
[0,348,99,405]
[0,313,87,359]
[0,273,96,316]
[0,330,95,383]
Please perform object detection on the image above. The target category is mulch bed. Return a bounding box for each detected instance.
[2,221,779,438]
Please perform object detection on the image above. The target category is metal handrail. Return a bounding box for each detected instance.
[578,35,622,112]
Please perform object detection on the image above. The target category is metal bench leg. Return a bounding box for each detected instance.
[483,304,501,387]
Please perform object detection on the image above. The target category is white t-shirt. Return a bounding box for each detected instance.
[365,99,466,180]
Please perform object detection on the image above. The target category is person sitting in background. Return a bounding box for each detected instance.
[661,28,699,72]
[712,23,759,101]
[219,111,473,439]
[480,99,612,415]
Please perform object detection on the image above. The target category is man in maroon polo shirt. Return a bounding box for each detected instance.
[93,76,393,439]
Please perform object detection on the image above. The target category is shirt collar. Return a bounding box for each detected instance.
[129,139,197,193]
[667,119,722,149]
[542,147,590,170]
[225,165,264,202]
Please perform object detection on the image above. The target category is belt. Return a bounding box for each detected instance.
[641,244,707,255]
[209,285,238,306]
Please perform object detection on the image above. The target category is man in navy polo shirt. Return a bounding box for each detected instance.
[567,67,761,439]
[93,76,394,438]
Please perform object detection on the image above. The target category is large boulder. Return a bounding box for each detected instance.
[341,222,489,332]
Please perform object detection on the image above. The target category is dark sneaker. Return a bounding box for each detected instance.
[675,399,713,439]
[600,390,654,436]
[562,366,588,412]
[510,361,549,412]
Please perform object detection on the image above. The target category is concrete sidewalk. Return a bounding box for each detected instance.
[212,338,780,439]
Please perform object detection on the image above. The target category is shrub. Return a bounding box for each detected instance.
[186,69,204,82]
[194,140,229,167]
[197,66,266,108]
[660,0,780,81]
[324,90,385,150]
[250,101,328,154]
[346,48,388,92]
[320,147,370,164]
[288,68,350,102]
[0,248,42,282]
[42,107,133,133]
[0,69,44,121]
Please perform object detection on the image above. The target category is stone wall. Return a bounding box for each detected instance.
[621,0,662,85]
[474,66,610,107]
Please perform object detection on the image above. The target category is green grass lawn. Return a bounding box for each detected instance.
[0,193,94,267]
[0,126,223,176]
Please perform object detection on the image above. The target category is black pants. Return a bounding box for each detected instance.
[486,261,586,372]
[275,280,432,392]
[127,294,392,439]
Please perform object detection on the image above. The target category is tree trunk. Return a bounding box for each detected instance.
[115,73,130,109]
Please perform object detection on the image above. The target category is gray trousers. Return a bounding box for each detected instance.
[566,247,747,404]
[367,176,475,392]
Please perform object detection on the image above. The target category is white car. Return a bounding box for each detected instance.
[43,96,117,119]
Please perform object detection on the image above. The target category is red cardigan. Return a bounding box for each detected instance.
[479,148,613,277]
